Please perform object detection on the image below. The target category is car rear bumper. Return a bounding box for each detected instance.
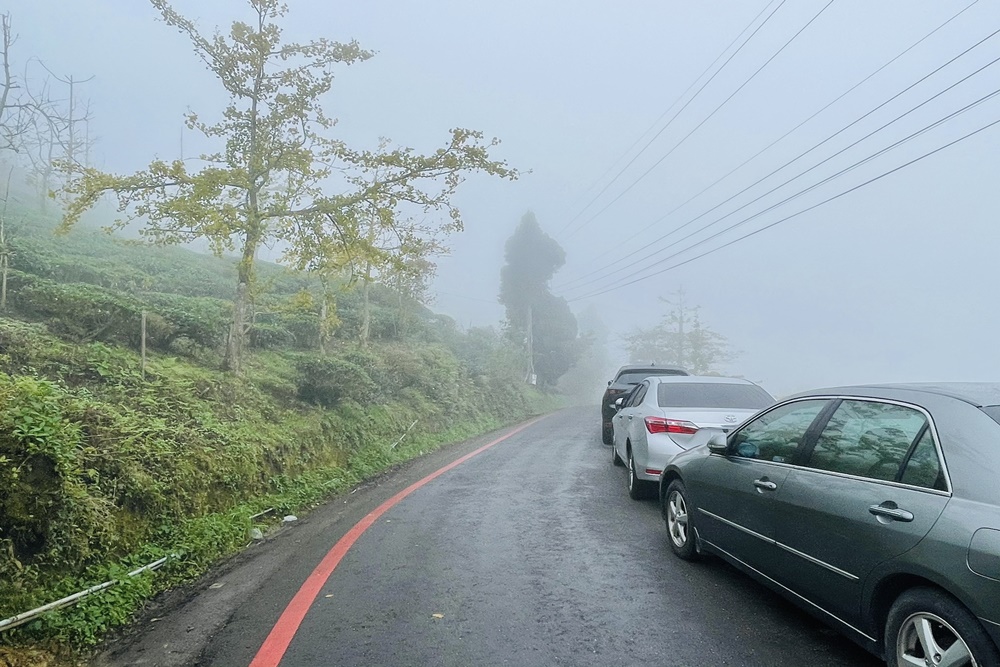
[637,435,685,481]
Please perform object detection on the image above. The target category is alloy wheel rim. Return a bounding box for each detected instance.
[628,454,634,491]
[667,491,688,548]
[897,611,975,667]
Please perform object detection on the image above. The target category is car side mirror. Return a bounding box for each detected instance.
[706,431,729,454]
[614,397,625,410]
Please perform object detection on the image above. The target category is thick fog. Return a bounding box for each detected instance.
[14,0,1000,396]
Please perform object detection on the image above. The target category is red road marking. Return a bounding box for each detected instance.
[248,417,544,667]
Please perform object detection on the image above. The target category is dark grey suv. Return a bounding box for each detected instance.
[660,383,1000,666]
[601,363,688,444]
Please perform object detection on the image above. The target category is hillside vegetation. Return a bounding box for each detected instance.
[0,204,554,653]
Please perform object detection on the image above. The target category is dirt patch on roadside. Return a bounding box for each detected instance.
[0,646,81,667]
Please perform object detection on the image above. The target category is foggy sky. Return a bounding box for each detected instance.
[13,0,1000,396]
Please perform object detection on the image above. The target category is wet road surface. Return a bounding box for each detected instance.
[133,407,883,666]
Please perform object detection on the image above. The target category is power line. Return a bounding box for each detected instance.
[563,0,836,238]
[562,48,1000,295]
[553,0,783,238]
[552,0,778,239]
[565,94,1000,301]
[581,84,1000,297]
[569,113,1000,301]
[555,0,981,289]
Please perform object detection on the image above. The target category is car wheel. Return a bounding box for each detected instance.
[627,450,651,500]
[885,587,1000,667]
[663,480,699,561]
[611,442,624,466]
[601,421,613,445]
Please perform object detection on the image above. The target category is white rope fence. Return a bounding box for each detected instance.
[0,555,170,633]
[1,422,422,633]
[389,419,419,450]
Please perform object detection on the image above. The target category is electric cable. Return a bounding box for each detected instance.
[561,49,1000,295]
[555,0,981,288]
[562,0,835,238]
[565,95,1000,301]
[553,0,778,238]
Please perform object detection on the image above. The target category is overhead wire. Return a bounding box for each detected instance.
[552,0,778,238]
[567,113,1000,301]
[553,0,783,238]
[561,0,836,239]
[560,46,1000,295]
[564,89,1000,301]
[555,0,981,289]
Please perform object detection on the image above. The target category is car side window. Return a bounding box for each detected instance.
[804,400,926,482]
[631,384,648,407]
[730,400,828,463]
[625,384,644,408]
[619,387,636,407]
[900,429,947,491]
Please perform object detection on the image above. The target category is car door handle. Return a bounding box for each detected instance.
[627,415,633,420]
[869,503,914,522]
[753,478,777,491]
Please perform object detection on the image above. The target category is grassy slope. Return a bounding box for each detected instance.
[0,205,557,654]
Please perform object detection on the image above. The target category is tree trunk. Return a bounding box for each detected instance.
[319,293,328,355]
[394,291,403,339]
[39,164,51,212]
[225,33,266,374]
[1,254,7,311]
[359,273,371,348]
[224,238,257,373]
[0,202,7,310]
[224,280,249,373]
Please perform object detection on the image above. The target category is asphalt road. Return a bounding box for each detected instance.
[100,407,883,667]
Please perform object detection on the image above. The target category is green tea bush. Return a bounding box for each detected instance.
[140,293,230,351]
[0,203,559,655]
[295,355,378,408]
[15,279,145,348]
[249,322,296,350]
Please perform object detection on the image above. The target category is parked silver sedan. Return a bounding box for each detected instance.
[660,383,1000,667]
[611,376,774,500]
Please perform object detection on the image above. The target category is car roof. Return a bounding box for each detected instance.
[650,375,758,385]
[615,364,688,374]
[789,382,1000,408]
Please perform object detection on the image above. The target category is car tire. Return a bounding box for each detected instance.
[611,442,624,466]
[884,587,1000,667]
[627,450,652,500]
[663,480,699,561]
[601,421,613,445]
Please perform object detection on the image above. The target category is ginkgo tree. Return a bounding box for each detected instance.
[59,0,517,372]
[328,147,452,346]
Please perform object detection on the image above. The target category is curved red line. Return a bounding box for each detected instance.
[248,417,543,667]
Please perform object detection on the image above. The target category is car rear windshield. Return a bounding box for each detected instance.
[981,406,1000,426]
[657,383,774,409]
[615,369,687,385]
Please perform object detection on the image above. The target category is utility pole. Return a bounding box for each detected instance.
[65,74,87,166]
[84,113,91,167]
[39,64,94,169]
[525,304,536,385]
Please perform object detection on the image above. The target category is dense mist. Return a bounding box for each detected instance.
[12,0,1000,396]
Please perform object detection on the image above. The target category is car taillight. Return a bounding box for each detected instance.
[644,417,699,435]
